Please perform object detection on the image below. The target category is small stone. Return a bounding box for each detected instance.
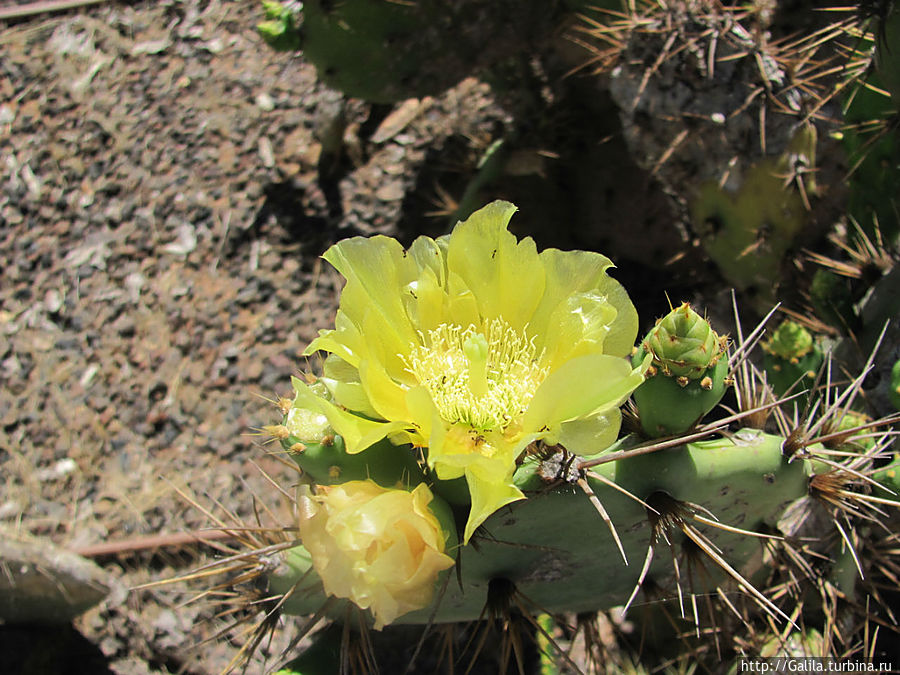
[44,289,63,313]
[35,458,78,482]
[258,137,275,168]
[255,93,276,112]
[0,527,116,624]
[375,182,405,202]
[0,104,15,125]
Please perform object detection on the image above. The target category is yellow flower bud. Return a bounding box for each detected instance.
[297,480,455,629]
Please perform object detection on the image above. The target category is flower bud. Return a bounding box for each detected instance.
[762,320,823,397]
[632,303,728,437]
[297,480,456,629]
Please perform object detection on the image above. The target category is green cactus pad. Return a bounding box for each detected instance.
[691,126,816,297]
[632,358,728,437]
[297,0,566,103]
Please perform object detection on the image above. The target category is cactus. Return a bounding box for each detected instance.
[874,0,900,109]
[269,429,809,624]
[260,0,571,104]
[257,0,301,52]
[833,1,900,247]
[690,126,819,298]
[589,0,846,301]
[809,267,860,334]
[631,303,728,437]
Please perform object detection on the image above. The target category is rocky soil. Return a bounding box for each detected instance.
[0,1,508,672]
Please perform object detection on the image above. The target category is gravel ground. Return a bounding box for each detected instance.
[0,1,509,672]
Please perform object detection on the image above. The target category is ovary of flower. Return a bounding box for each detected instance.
[405,318,548,432]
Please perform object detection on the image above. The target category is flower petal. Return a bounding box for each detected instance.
[462,471,524,543]
[298,481,454,629]
[292,376,408,453]
[322,235,419,363]
[320,355,380,417]
[446,201,545,330]
[539,291,620,369]
[305,310,364,366]
[531,248,638,359]
[358,358,412,423]
[555,408,623,455]
[523,354,645,433]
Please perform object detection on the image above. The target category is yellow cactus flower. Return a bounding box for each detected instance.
[294,201,647,542]
[297,480,456,629]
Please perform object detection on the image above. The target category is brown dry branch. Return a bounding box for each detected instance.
[0,0,108,21]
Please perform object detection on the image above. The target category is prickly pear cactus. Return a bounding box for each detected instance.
[193,201,900,673]
[589,2,851,303]
[839,10,900,245]
[691,127,819,296]
[270,428,809,623]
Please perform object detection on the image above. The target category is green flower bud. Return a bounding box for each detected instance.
[763,320,814,360]
[631,303,728,437]
[280,432,427,490]
[829,410,876,454]
[639,303,726,379]
[762,320,823,397]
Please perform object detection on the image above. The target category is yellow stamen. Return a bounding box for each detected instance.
[406,318,547,431]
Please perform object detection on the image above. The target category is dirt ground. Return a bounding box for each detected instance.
[0,1,517,672]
